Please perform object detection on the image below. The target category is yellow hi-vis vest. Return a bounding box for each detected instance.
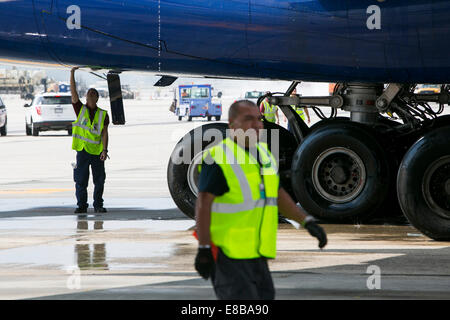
[72,105,107,155]
[291,105,306,121]
[202,137,280,259]
[262,100,277,122]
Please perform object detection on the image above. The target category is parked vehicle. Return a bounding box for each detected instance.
[414,84,441,94]
[174,84,222,121]
[0,96,6,136]
[24,93,76,136]
[244,90,264,104]
[122,89,135,99]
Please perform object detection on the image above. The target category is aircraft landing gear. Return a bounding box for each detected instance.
[270,82,450,239]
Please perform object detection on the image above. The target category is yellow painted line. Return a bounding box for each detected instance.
[0,188,73,194]
[0,58,66,68]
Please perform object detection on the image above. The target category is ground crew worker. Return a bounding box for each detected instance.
[70,67,110,214]
[291,88,310,124]
[194,100,327,300]
[259,92,279,124]
[287,88,311,133]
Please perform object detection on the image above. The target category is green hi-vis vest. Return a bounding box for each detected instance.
[72,105,107,155]
[291,105,305,121]
[202,137,280,259]
[262,100,277,122]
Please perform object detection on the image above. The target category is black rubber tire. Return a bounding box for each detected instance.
[291,122,390,222]
[397,126,450,241]
[207,116,212,121]
[262,120,298,201]
[167,121,299,219]
[25,122,32,136]
[310,117,406,220]
[309,117,350,132]
[168,123,228,219]
[188,116,192,122]
[0,117,6,136]
[178,116,182,121]
[32,120,39,136]
[216,116,221,121]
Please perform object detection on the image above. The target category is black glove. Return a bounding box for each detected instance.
[195,247,215,280]
[304,220,327,249]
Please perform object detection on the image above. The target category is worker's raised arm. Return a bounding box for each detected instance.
[70,67,80,104]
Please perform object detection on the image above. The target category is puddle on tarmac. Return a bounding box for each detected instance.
[0,242,174,270]
[0,216,194,235]
[0,216,195,270]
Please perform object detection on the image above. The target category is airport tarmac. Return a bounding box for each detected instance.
[0,95,450,300]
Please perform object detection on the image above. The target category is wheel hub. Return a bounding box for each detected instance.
[312,147,366,203]
[330,164,349,184]
[423,156,450,219]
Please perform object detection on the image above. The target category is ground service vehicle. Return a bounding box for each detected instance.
[415,84,441,95]
[175,85,222,121]
[1,0,450,240]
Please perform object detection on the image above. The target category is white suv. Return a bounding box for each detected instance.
[0,96,6,136]
[24,93,76,136]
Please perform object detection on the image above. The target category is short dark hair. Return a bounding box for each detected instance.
[229,100,257,120]
[88,88,99,98]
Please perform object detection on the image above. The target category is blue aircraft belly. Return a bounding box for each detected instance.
[0,0,53,63]
[1,0,450,83]
[39,0,160,70]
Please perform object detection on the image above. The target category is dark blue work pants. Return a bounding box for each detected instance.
[74,149,106,209]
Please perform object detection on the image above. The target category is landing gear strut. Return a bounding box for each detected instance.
[268,82,450,239]
[167,81,450,240]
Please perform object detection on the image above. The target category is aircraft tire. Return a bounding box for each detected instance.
[262,120,298,201]
[167,123,228,219]
[397,126,450,240]
[167,121,298,219]
[309,117,350,132]
[291,122,390,222]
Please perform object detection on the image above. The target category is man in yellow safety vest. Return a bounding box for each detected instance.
[194,100,327,300]
[259,92,279,124]
[291,88,310,124]
[70,67,110,214]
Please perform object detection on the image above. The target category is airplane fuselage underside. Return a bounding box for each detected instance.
[1,1,450,83]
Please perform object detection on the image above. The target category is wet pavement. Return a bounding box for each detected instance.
[1,96,449,299]
[0,204,449,300]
